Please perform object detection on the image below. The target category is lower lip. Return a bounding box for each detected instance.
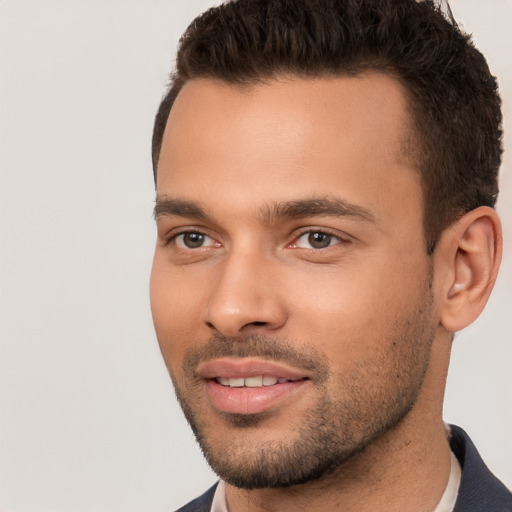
[205,379,308,415]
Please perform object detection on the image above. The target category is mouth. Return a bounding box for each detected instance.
[214,375,305,387]
[198,358,310,415]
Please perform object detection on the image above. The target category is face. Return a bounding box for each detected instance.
[150,75,437,489]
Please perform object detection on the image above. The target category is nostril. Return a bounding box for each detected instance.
[250,321,267,326]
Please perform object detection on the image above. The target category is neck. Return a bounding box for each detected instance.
[225,332,453,512]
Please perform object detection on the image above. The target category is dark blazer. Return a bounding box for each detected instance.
[175,425,512,511]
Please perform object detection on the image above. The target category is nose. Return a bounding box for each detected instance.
[202,250,288,336]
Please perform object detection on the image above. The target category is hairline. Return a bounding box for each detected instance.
[153,68,424,178]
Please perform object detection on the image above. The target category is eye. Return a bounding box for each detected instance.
[173,232,218,249]
[292,231,345,249]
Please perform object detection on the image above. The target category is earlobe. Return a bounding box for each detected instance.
[437,206,502,333]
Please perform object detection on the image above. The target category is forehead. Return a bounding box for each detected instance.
[156,74,421,224]
[161,74,412,164]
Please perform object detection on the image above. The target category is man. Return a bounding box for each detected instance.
[149,0,512,510]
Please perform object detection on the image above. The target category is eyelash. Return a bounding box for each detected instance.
[290,228,351,250]
[163,229,217,248]
[163,227,350,251]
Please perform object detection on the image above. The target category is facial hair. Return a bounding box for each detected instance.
[169,281,436,490]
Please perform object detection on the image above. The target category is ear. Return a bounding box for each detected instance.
[435,206,502,333]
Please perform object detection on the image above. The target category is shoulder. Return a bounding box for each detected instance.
[173,483,218,512]
[450,425,512,512]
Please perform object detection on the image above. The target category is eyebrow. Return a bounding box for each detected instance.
[154,197,208,220]
[264,197,376,223]
[154,196,375,224]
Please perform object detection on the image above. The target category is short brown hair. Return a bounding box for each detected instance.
[152,0,502,253]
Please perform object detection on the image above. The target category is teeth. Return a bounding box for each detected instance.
[215,376,297,387]
[228,378,245,387]
[245,376,263,387]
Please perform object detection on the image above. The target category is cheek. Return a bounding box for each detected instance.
[149,261,201,367]
[150,249,206,319]
[290,254,430,368]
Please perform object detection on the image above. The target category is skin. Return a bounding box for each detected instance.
[150,74,502,511]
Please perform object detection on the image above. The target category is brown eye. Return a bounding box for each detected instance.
[291,230,348,250]
[183,233,205,248]
[307,232,332,249]
[174,232,215,249]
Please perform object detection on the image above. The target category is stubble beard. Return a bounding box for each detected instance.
[169,282,436,490]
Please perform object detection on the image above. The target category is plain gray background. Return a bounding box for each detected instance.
[0,1,510,511]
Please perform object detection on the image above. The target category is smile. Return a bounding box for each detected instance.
[215,376,304,387]
[197,358,311,414]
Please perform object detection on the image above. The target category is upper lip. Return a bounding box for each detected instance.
[197,358,310,380]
